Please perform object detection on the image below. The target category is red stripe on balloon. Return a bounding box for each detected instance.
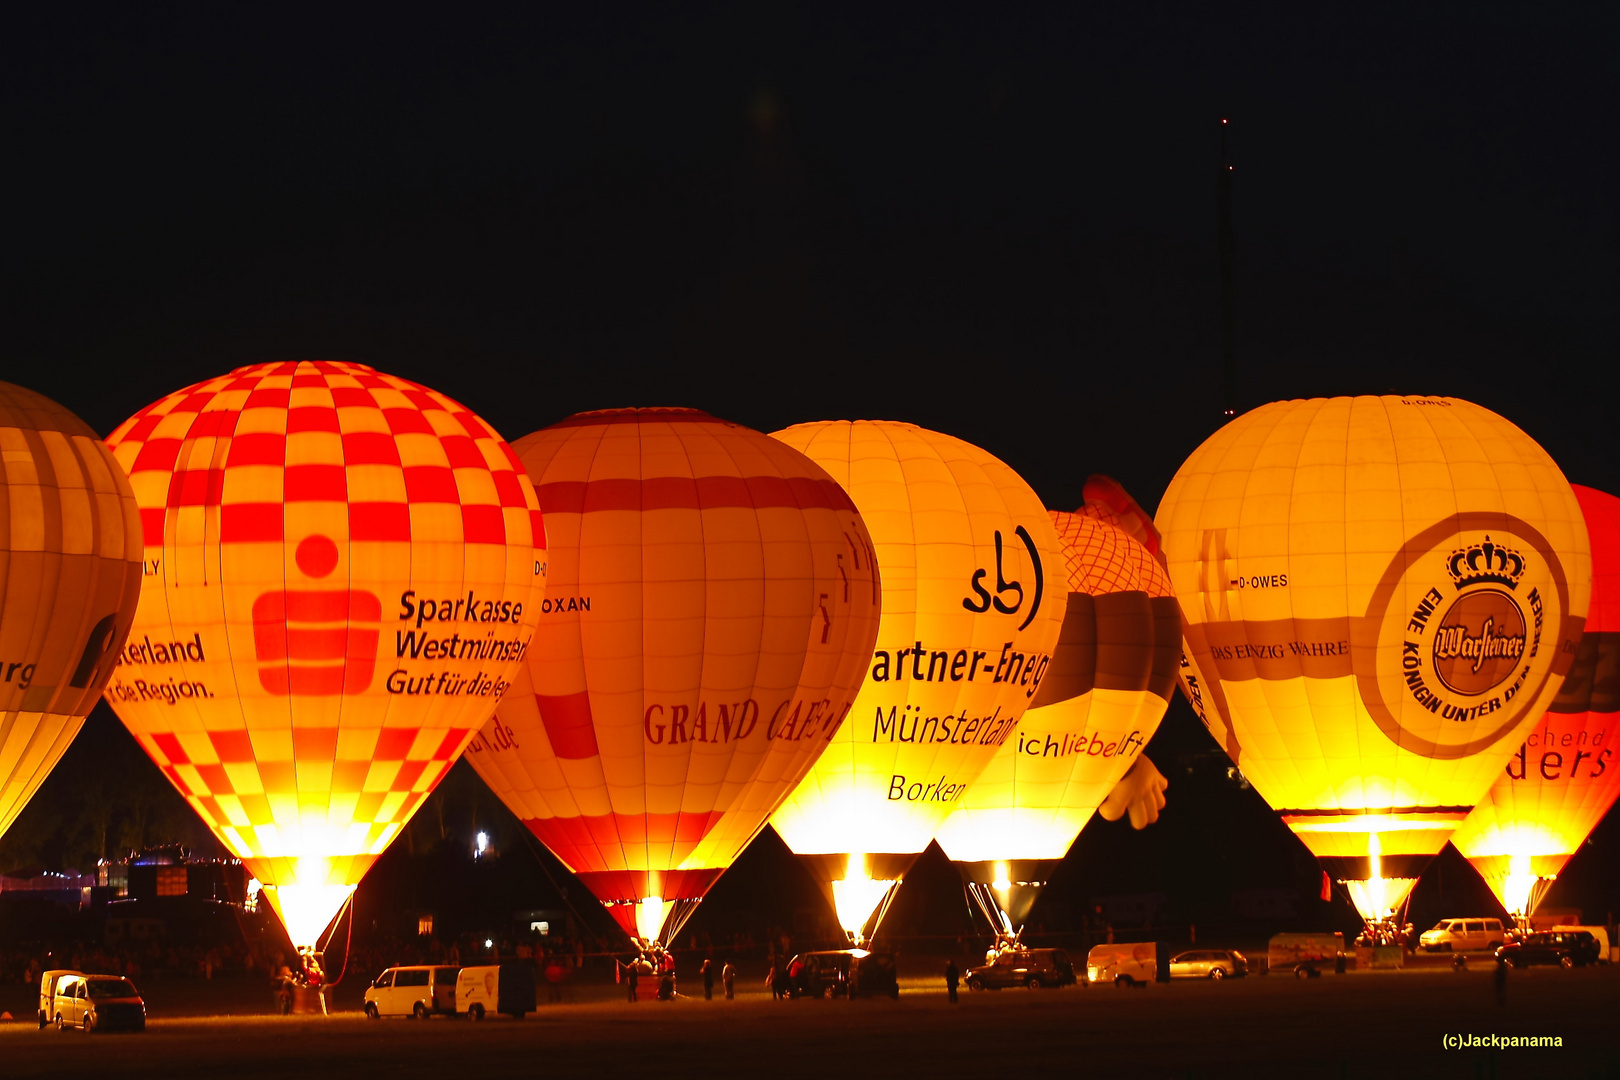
[537,475,854,515]
[535,692,600,759]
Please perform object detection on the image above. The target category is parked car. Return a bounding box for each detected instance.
[1267,933,1343,978]
[456,963,536,1019]
[1419,918,1506,952]
[50,974,146,1032]
[38,969,80,1029]
[1169,949,1248,979]
[1549,925,1612,962]
[788,950,900,999]
[1495,930,1601,969]
[364,965,461,1019]
[965,948,1076,990]
[1086,943,1160,987]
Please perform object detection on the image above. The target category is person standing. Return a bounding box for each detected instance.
[626,960,640,1003]
[701,959,714,1000]
[945,958,960,1004]
[723,960,736,999]
[1494,957,1508,1007]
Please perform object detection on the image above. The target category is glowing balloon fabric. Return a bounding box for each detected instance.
[934,498,1177,937]
[935,505,1179,862]
[103,361,544,946]
[464,408,881,944]
[1451,484,1620,917]
[767,421,1064,940]
[0,383,143,840]
[1157,396,1590,929]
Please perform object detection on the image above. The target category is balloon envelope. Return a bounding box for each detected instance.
[935,501,1179,932]
[1451,484,1620,917]
[464,408,881,945]
[104,362,544,946]
[1156,396,1589,931]
[0,382,143,841]
[767,420,1065,942]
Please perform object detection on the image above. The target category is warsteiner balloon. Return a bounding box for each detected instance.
[465,408,881,947]
[104,362,544,948]
[0,383,143,840]
[768,421,1064,945]
[1157,396,1589,938]
[1451,484,1620,922]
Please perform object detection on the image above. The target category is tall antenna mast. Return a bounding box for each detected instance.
[1219,117,1236,419]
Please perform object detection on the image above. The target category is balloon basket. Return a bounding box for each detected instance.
[290,985,328,1015]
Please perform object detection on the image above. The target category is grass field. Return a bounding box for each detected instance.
[0,962,1614,1079]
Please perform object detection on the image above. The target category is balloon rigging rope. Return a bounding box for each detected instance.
[317,889,356,988]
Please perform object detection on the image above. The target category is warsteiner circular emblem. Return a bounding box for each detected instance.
[1431,588,1527,695]
[1359,515,1579,759]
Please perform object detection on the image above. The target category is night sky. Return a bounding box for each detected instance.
[4,5,1617,937]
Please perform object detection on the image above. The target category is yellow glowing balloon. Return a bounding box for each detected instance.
[767,421,1065,943]
[1157,396,1590,932]
[0,383,143,839]
[1451,484,1620,919]
[103,362,544,946]
[464,408,881,946]
[935,491,1179,935]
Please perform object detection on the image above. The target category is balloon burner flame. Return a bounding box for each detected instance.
[832,853,899,948]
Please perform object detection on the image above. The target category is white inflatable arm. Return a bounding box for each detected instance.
[1098,755,1168,830]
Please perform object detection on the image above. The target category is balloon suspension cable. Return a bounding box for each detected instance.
[658,897,705,954]
[315,889,356,989]
[510,823,614,942]
[965,882,1021,955]
[849,880,902,950]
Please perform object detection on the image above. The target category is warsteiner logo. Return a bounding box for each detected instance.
[1432,591,1527,694]
[1362,515,1578,760]
[1446,536,1525,590]
[1432,539,1529,696]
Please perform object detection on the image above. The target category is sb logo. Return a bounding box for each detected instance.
[961,526,1045,631]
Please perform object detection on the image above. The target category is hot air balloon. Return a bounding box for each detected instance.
[0,383,143,841]
[768,421,1065,946]
[464,408,881,950]
[1450,484,1620,924]
[935,483,1180,948]
[103,361,544,953]
[1156,396,1590,941]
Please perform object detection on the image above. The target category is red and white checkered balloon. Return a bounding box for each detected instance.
[103,361,544,945]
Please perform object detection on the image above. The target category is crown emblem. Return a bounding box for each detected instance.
[1446,536,1526,591]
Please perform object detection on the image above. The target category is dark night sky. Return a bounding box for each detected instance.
[3,5,1618,933]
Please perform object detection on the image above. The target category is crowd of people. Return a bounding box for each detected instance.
[5,938,289,988]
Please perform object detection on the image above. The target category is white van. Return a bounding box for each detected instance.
[38,969,80,1028]
[1086,943,1159,987]
[364,965,459,1019]
[1418,918,1506,953]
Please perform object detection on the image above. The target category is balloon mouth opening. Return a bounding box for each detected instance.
[1339,835,1416,940]
[635,896,666,943]
[261,878,357,949]
[831,854,901,948]
[1501,854,1554,918]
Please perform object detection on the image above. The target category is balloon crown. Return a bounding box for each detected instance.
[1446,536,1526,591]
